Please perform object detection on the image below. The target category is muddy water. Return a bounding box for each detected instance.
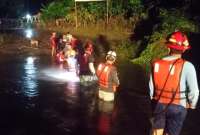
[0,51,199,135]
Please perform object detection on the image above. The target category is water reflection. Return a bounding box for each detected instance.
[23,56,38,97]
[40,67,80,82]
[97,100,115,135]
[64,82,80,104]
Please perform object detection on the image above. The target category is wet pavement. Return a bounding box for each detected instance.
[0,53,199,135]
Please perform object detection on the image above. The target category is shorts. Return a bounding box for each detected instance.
[152,102,187,135]
[98,89,114,102]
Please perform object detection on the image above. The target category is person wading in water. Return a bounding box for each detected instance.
[149,31,199,135]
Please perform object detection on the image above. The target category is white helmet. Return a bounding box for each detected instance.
[106,51,117,62]
[107,51,117,57]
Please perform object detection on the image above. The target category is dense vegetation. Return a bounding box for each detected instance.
[40,0,145,25]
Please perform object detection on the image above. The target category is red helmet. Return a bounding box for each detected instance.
[167,31,190,51]
[85,42,93,54]
[87,43,93,48]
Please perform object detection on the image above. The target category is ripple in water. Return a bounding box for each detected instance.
[23,56,39,97]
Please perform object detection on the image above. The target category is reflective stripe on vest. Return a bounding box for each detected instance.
[97,63,112,89]
[153,59,185,105]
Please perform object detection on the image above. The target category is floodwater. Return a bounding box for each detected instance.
[0,52,199,135]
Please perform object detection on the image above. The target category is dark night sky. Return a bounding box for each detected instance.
[0,0,49,17]
[28,0,48,14]
[26,0,48,15]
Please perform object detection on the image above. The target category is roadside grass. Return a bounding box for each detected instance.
[38,22,132,41]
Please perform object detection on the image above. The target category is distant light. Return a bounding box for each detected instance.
[26,57,35,64]
[25,29,33,38]
[26,14,31,20]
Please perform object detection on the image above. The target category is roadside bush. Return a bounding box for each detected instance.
[150,9,198,42]
[40,0,145,29]
[94,39,139,64]
[132,39,168,72]
[0,34,17,45]
[132,9,198,72]
[114,40,139,62]
[125,0,144,17]
[0,35,4,45]
[41,0,73,21]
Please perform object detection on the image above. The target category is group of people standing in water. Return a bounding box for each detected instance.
[49,31,120,102]
[49,30,199,135]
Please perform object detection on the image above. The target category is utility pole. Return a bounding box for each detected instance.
[75,1,78,29]
[106,0,109,26]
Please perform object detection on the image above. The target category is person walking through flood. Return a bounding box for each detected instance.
[63,32,78,50]
[78,42,96,84]
[149,31,199,135]
[50,32,57,56]
[56,33,64,51]
[65,45,78,73]
[96,51,120,102]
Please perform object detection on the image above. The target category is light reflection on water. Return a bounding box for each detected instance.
[40,67,80,83]
[40,57,80,82]
[64,82,80,104]
[23,56,38,97]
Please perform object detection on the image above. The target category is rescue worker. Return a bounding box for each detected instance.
[64,32,77,49]
[64,44,76,58]
[64,45,78,72]
[57,33,64,51]
[62,33,67,42]
[66,32,73,43]
[50,32,57,56]
[78,42,97,85]
[84,40,94,53]
[62,32,72,47]
[96,51,120,102]
[149,31,199,135]
[79,43,95,76]
[70,35,78,49]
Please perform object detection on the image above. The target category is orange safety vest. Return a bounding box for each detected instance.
[152,58,185,105]
[97,63,113,90]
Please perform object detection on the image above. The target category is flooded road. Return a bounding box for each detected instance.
[0,53,199,135]
[0,54,151,135]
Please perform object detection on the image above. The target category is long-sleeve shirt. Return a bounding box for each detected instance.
[149,55,199,108]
